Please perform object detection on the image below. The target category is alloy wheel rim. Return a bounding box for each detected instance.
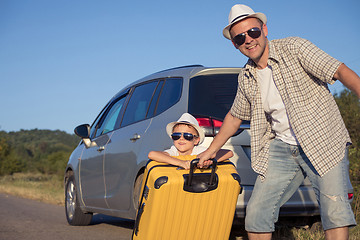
[66,181,76,220]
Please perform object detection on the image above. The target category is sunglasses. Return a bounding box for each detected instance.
[171,132,198,141]
[232,27,262,47]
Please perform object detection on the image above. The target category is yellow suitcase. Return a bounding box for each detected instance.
[132,156,241,240]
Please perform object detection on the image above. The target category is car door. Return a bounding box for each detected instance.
[79,93,128,208]
[103,80,160,211]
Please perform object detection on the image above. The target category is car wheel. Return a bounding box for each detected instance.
[133,173,144,211]
[65,172,93,226]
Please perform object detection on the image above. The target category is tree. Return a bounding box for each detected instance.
[0,131,24,175]
[334,89,360,182]
[0,129,79,176]
[334,89,360,154]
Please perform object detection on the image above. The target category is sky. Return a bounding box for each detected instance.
[1,0,359,134]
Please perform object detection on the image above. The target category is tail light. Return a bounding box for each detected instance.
[348,193,354,200]
[196,117,247,137]
[196,117,223,137]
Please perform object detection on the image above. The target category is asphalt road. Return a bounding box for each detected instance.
[0,193,133,240]
[0,193,249,240]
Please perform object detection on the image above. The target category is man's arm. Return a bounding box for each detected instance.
[334,63,360,98]
[197,111,242,167]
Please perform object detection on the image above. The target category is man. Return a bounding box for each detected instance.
[198,4,360,240]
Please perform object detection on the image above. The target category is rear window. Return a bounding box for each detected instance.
[188,74,238,120]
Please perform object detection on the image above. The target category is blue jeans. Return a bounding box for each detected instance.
[245,139,356,232]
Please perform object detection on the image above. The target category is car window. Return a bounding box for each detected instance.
[147,80,164,118]
[94,96,127,138]
[121,81,158,127]
[154,78,182,115]
[89,105,108,139]
[188,74,238,120]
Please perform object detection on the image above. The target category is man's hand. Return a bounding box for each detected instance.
[202,159,214,168]
[197,149,216,168]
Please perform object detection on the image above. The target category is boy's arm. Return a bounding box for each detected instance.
[148,151,190,169]
[215,149,234,162]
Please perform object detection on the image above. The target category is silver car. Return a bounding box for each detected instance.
[64,65,352,226]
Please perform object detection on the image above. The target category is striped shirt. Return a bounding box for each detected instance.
[230,37,351,178]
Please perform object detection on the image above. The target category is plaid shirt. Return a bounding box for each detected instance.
[230,37,351,178]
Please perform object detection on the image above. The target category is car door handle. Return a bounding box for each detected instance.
[97,146,105,152]
[130,134,141,142]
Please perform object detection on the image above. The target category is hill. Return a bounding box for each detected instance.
[0,129,79,176]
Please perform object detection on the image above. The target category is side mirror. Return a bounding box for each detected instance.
[74,124,110,149]
[74,124,90,138]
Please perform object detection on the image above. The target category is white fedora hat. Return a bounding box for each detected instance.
[166,113,205,145]
[223,4,267,40]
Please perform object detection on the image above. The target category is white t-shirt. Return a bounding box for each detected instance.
[164,145,207,156]
[257,66,299,145]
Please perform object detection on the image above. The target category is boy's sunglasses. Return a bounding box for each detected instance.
[232,27,262,47]
[171,132,198,141]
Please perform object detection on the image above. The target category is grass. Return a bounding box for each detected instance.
[0,173,359,239]
[0,172,64,206]
[349,184,360,240]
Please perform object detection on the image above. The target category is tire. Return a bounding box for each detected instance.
[65,172,93,226]
[133,173,144,211]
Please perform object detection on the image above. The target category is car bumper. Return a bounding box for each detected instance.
[234,185,320,219]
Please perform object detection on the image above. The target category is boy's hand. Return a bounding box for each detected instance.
[180,160,191,170]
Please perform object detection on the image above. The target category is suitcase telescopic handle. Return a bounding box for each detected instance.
[188,158,217,186]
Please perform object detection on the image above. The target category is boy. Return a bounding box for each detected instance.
[148,113,233,169]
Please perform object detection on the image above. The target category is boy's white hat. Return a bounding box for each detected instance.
[223,4,267,40]
[166,113,205,144]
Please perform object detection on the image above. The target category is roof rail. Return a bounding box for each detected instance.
[155,64,204,74]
